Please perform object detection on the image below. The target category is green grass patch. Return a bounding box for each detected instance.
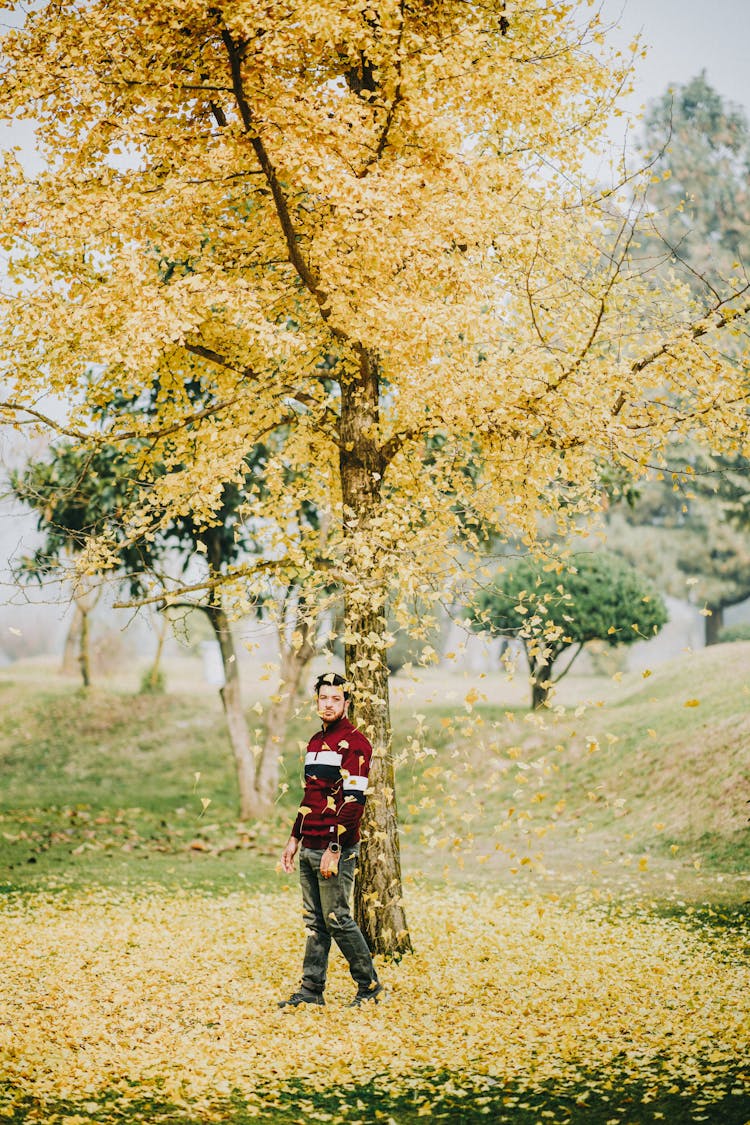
[2,1067,749,1125]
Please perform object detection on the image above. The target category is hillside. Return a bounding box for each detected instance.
[0,644,748,901]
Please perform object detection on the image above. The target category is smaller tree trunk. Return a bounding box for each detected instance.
[61,605,83,676]
[206,602,261,821]
[79,607,91,688]
[704,603,724,646]
[256,603,316,808]
[70,580,100,689]
[531,661,552,709]
[150,613,169,681]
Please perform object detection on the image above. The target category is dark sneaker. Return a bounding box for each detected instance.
[348,982,384,1007]
[278,989,325,1009]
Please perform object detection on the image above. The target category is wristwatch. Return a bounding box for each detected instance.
[328,841,341,853]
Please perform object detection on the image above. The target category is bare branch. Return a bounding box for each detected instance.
[0,402,91,440]
[112,553,355,610]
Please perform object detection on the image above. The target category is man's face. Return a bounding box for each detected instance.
[317,684,347,724]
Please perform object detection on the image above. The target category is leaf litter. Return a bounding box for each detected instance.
[0,888,748,1120]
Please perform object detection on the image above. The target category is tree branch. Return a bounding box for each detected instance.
[0,402,91,440]
[355,1,405,178]
[379,427,420,466]
[217,23,346,338]
[632,291,750,377]
[112,555,356,610]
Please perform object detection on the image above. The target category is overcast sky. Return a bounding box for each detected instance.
[601,0,750,120]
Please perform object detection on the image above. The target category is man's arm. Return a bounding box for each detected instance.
[336,734,372,845]
[280,834,300,873]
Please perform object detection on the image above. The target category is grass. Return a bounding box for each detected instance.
[3,1069,750,1125]
[392,643,750,902]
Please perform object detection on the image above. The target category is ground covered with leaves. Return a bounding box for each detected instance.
[2,888,749,1124]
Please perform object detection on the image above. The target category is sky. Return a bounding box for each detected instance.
[601,0,750,122]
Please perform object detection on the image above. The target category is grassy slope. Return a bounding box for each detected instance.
[0,644,748,898]
[394,643,750,901]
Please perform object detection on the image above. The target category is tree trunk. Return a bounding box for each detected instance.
[61,604,83,676]
[79,606,91,688]
[256,598,316,808]
[340,348,411,957]
[205,600,261,821]
[531,661,552,709]
[704,603,724,646]
[151,613,169,678]
[70,580,99,688]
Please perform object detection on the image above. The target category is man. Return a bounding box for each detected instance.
[279,672,383,1008]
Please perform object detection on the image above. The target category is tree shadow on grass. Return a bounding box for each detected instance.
[2,1067,749,1125]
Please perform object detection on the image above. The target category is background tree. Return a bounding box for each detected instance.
[2,2,749,954]
[605,451,750,644]
[640,72,750,286]
[606,75,750,642]
[11,435,319,818]
[468,552,668,708]
[10,442,147,687]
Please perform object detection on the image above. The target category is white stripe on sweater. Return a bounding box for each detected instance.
[305,749,342,767]
[343,774,368,793]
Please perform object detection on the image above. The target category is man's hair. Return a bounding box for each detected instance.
[314,672,350,699]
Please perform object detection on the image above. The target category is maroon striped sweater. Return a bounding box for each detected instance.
[291,716,372,849]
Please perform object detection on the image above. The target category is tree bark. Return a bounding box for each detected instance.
[151,612,169,677]
[74,581,100,688]
[704,603,724,646]
[340,348,411,957]
[78,606,91,689]
[531,660,552,709]
[142,612,169,692]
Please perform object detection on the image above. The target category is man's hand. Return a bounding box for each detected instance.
[280,836,299,873]
[320,845,340,879]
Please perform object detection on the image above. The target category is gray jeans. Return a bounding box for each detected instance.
[299,844,378,995]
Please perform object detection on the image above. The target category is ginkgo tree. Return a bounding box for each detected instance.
[1,0,749,954]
